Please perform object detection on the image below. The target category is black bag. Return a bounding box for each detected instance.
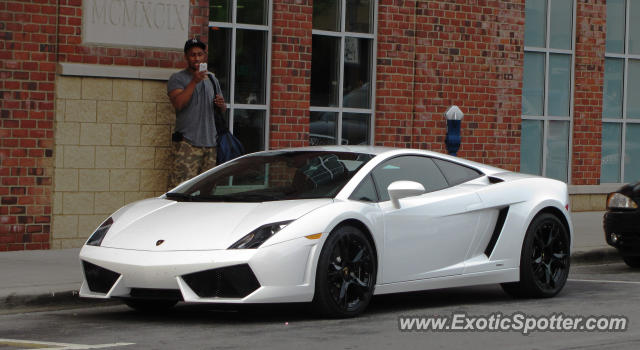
[208,75,245,164]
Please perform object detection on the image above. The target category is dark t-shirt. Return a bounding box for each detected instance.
[167,69,222,147]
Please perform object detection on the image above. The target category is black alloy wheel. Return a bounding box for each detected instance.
[502,213,570,298]
[312,225,377,318]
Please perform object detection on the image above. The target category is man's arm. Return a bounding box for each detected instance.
[168,70,208,111]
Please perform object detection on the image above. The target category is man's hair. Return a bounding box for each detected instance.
[184,38,206,54]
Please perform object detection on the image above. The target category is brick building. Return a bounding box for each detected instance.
[0,0,628,251]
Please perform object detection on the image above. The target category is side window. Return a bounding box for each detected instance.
[349,174,378,202]
[433,158,483,186]
[371,156,449,202]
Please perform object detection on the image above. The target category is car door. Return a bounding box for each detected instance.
[371,155,484,284]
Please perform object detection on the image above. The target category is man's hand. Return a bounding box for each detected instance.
[192,70,208,84]
[214,94,227,113]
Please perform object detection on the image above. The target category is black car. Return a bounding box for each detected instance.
[604,181,640,267]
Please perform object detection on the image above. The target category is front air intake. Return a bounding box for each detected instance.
[182,264,260,298]
[82,261,120,294]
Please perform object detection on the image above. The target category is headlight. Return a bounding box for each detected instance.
[86,217,113,246]
[229,221,293,249]
[607,193,638,210]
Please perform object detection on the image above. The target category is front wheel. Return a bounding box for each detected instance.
[502,213,570,298]
[312,225,377,318]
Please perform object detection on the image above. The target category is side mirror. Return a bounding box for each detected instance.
[387,181,426,209]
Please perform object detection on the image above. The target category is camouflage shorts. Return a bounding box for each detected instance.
[168,140,217,190]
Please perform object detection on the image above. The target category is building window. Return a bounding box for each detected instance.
[208,0,271,153]
[310,0,376,146]
[521,0,574,183]
[601,0,640,183]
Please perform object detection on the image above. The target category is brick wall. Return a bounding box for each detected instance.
[1,0,58,250]
[375,0,524,171]
[572,0,605,185]
[269,0,312,149]
[375,0,417,148]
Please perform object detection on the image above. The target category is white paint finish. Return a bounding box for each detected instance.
[380,186,483,283]
[80,146,573,305]
[83,0,189,49]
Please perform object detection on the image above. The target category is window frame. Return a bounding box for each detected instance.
[602,0,640,183]
[310,0,378,146]
[521,0,577,183]
[432,157,483,187]
[367,155,451,202]
[208,0,273,151]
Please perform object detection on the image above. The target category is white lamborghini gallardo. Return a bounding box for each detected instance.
[79,146,573,317]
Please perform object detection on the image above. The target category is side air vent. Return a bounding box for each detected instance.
[488,176,504,184]
[182,264,260,298]
[484,206,510,257]
[82,261,120,294]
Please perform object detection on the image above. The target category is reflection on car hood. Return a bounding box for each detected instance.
[101,198,332,251]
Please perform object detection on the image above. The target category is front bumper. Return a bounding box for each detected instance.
[604,210,640,256]
[79,237,320,304]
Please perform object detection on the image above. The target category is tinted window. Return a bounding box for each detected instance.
[433,158,483,186]
[349,174,378,202]
[371,156,449,202]
[169,151,374,202]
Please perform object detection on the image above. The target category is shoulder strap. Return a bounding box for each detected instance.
[207,74,219,96]
[208,74,229,134]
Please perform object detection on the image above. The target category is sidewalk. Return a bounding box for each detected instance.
[0,211,620,310]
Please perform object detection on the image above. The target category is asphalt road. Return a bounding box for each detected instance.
[1,262,639,350]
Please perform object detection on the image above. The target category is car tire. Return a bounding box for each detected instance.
[501,213,570,298]
[124,299,178,313]
[622,256,640,268]
[312,225,377,318]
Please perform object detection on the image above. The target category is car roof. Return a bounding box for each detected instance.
[258,146,507,175]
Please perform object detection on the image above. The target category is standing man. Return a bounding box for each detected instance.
[167,38,226,189]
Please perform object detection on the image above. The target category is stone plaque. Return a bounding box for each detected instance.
[83,0,190,49]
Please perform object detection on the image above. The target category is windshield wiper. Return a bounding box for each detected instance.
[223,193,281,202]
[166,192,280,203]
[164,192,196,202]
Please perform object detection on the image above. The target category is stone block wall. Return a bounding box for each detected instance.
[52,76,173,248]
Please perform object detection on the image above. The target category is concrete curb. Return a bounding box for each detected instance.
[571,247,621,265]
[1,290,116,312]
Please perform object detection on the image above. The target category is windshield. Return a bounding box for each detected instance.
[166,151,375,202]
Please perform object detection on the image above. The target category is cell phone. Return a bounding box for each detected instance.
[199,63,207,72]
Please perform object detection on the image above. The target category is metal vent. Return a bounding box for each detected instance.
[82,261,120,294]
[484,207,509,257]
[182,264,260,298]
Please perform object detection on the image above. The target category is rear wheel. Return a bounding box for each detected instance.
[622,256,640,268]
[501,213,570,298]
[124,299,178,312]
[312,225,376,318]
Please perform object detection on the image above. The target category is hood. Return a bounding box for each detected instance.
[614,181,640,205]
[101,198,332,251]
